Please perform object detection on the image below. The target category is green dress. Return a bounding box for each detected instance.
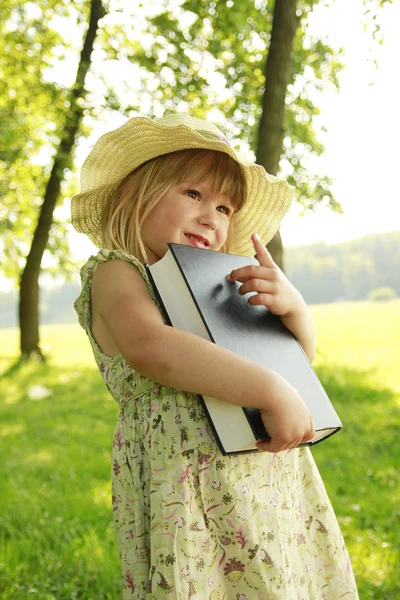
[75,248,358,600]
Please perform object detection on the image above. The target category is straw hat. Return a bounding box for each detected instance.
[71,114,294,257]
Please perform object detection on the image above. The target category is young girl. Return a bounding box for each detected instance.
[72,114,358,599]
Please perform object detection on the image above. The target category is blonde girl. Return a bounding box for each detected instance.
[72,114,358,599]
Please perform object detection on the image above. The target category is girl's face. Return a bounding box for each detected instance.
[142,173,234,264]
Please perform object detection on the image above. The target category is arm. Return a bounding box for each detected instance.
[92,259,315,451]
[281,300,316,363]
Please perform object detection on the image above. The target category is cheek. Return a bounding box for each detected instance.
[217,220,230,245]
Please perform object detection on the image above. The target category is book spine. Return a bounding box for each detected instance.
[145,263,173,327]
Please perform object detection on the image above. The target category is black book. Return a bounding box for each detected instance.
[146,243,342,455]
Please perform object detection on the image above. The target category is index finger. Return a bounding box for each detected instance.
[251,233,275,268]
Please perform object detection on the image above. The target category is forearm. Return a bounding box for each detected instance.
[281,303,316,363]
[131,324,275,410]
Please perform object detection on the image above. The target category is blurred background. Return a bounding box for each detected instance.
[1,0,399,333]
[0,0,399,598]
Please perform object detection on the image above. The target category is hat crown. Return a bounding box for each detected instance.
[154,114,226,138]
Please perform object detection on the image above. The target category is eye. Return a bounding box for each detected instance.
[217,205,232,216]
[185,189,200,200]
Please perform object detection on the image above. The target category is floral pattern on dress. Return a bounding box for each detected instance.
[75,249,359,600]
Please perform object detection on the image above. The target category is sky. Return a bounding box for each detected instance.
[279,0,400,247]
[54,0,400,260]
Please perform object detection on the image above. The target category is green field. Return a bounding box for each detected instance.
[0,300,399,599]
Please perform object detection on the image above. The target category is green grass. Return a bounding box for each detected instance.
[1,302,399,599]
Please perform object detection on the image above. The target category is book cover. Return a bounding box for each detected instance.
[146,243,342,455]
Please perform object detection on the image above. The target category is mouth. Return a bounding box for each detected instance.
[184,233,210,249]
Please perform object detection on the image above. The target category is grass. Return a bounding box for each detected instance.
[0,301,399,598]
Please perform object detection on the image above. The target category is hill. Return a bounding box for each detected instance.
[285,230,400,304]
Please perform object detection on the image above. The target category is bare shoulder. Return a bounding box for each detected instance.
[92,259,149,307]
[91,259,164,360]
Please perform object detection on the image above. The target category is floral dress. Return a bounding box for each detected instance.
[75,249,359,600]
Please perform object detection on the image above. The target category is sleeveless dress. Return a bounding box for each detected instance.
[75,248,359,600]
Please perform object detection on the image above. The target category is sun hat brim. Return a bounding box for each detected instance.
[71,114,294,256]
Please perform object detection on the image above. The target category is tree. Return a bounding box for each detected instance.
[1,0,394,357]
[18,0,105,358]
[0,0,73,283]
[255,0,299,269]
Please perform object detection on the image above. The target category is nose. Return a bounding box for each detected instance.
[199,204,219,230]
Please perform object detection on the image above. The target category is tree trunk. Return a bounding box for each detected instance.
[19,0,105,358]
[255,0,299,270]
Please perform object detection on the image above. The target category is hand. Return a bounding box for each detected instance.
[256,369,316,452]
[227,232,304,318]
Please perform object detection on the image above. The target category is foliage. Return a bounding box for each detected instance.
[0,0,395,293]
[116,0,345,211]
[285,231,400,304]
[0,0,90,283]
[367,287,397,302]
[1,301,399,598]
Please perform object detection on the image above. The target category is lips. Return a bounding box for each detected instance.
[184,233,210,248]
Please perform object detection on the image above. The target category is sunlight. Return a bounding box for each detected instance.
[92,482,112,508]
[25,450,55,465]
[0,423,25,437]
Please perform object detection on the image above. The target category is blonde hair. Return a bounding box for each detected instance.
[101,149,247,263]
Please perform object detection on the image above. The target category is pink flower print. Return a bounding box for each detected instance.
[124,570,136,593]
[202,538,212,553]
[212,480,221,491]
[153,386,161,395]
[316,519,329,534]
[221,536,232,545]
[181,565,190,577]
[236,595,248,600]
[178,464,192,483]
[241,484,249,493]
[224,558,245,585]
[188,580,196,598]
[198,441,213,464]
[175,517,186,528]
[207,576,214,587]
[112,493,120,512]
[270,497,278,507]
[114,428,124,450]
[235,525,248,549]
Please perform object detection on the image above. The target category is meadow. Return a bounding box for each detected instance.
[0,300,399,599]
